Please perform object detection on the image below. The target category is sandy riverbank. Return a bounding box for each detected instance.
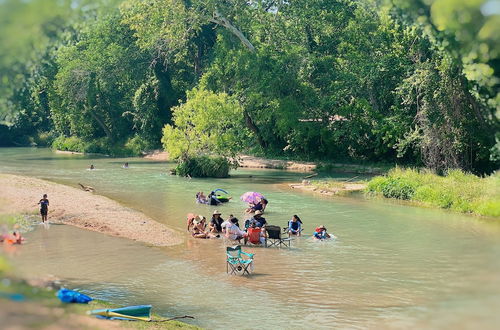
[288,181,367,196]
[236,155,316,171]
[0,174,182,246]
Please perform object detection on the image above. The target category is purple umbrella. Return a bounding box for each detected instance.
[240,192,265,204]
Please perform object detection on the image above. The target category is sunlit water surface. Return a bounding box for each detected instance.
[1,148,499,329]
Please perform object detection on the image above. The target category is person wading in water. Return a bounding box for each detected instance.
[38,194,49,223]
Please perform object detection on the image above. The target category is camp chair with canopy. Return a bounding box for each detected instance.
[226,245,254,275]
[265,225,292,248]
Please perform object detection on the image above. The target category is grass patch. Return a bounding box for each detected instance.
[366,167,500,217]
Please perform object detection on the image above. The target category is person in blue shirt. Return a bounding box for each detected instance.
[249,210,267,228]
[288,215,302,237]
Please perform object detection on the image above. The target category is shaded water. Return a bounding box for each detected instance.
[1,148,500,329]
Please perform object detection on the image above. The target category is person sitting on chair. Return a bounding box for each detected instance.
[288,215,302,237]
[313,225,331,240]
[225,217,246,241]
[249,210,267,228]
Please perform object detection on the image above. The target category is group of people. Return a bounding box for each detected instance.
[195,191,227,206]
[187,205,332,243]
[187,210,247,240]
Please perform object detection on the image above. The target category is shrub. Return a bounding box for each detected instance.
[175,156,231,178]
[124,135,152,156]
[52,135,87,152]
[52,135,142,157]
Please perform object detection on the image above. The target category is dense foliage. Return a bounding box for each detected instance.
[367,168,500,217]
[0,0,498,173]
[173,156,232,178]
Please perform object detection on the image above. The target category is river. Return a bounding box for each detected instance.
[1,148,499,329]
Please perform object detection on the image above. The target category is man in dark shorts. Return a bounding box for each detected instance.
[38,194,49,223]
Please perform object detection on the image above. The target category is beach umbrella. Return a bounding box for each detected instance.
[240,192,265,204]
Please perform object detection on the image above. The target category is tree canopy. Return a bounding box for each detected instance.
[0,0,498,173]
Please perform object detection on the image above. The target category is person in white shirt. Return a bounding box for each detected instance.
[225,217,246,241]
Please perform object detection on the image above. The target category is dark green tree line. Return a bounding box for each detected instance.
[1,0,497,173]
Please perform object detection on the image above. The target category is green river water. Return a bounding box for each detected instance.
[1,148,499,329]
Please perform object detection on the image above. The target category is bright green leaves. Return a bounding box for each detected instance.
[162,88,248,160]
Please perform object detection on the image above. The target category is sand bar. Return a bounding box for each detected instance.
[0,173,182,246]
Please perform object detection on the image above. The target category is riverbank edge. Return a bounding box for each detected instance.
[0,275,199,329]
[287,181,367,196]
[0,173,183,247]
[141,150,388,174]
[54,147,388,174]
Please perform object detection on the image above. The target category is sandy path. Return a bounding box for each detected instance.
[0,174,182,247]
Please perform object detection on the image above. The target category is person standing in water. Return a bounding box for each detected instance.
[89,164,95,170]
[38,194,49,223]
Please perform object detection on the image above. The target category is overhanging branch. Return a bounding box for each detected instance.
[209,10,255,52]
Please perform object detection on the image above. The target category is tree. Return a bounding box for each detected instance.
[161,87,249,160]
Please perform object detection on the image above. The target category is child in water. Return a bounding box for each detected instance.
[313,225,331,240]
[38,194,49,223]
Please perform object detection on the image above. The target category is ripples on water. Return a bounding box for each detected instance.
[2,148,500,329]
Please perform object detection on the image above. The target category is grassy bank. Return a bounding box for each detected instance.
[366,168,500,217]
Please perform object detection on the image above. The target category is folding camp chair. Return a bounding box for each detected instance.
[226,246,254,275]
[265,225,292,248]
[245,227,263,245]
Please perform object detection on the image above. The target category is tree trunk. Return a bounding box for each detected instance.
[153,59,176,124]
[209,11,255,52]
[243,110,267,148]
[87,105,112,139]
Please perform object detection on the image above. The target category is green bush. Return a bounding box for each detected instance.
[52,135,146,157]
[175,156,231,178]
[52,135,87,152]
[124,135,152,156]
[366,168,500,217]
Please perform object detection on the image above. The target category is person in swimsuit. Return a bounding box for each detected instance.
[38,194,49,223]
[191,216,209,238]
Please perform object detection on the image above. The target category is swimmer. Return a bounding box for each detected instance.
[313,225,331,240]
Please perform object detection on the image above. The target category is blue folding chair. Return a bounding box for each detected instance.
[226,246,254,275]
